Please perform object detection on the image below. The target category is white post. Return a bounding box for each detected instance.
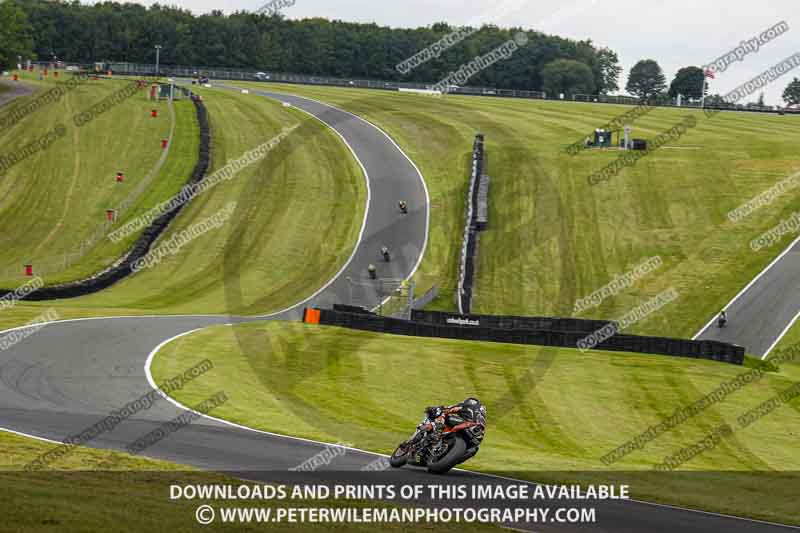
[701,76,708,109]
[155,45,162,77]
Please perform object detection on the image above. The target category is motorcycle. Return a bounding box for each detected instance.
[718,314,728,328]
[389,407,485,474]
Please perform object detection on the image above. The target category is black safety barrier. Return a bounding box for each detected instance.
[457,134,486,315]
[332,304,374,315]
[411,310,614,334]
[0,98,211,301]
[314,308,745,365]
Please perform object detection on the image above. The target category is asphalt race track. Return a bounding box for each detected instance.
[0,80,35,109]
[0,90,796,532]
[695,237,800,358]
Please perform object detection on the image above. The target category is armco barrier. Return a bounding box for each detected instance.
[310,308,745,365]
[0,98,211,301]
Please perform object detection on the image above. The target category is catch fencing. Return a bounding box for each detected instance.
[39,61,800,115]
[307,307,745,365]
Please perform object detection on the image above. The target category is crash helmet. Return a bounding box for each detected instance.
[463,397,481,408]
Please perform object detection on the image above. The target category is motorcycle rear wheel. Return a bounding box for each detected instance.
[427,437,467,474]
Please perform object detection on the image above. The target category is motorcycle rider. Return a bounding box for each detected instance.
[368,264,377,279]
[381,246,390,262]
[424,398,485,448]
[718,310,728,328]
[398,200,408,214]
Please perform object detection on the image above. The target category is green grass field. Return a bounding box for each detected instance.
[0,76,365,328]
[234,82,800,341]
[152,320,800,524]
[0,432,499,532]
[5,78,800,526]
[0,74,181,285]
[5,79,800,339]
[770,318,800,371]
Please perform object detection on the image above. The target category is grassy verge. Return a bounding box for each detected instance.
[0,80,365,327]
[0,432,499,532]
[234,82,800,341]
[0,74,177,285]
[152,321,800,524]
[766,319,800,383]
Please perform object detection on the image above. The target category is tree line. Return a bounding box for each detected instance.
[1,0,622,94]
[3,0,798,106]
[626,59,800,108]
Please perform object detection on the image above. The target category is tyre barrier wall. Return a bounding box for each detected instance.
[307,308,745,365]
[457,134,485,315]
[0,98,211,301]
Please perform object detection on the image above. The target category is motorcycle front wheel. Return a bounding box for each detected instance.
[426,437,467,475]
[389,444,410,468]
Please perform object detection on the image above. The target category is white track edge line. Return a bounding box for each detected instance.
[692,234,800,342]
[0,314,230,336]
[0,85,428,328]
[143,330,800,530]
[249,87,431,286]
[238,90,373,318]
[143,328,390,455]
[0,426,64,445]
[8,86,794,529]
[762,307,800,359]
[625,495,800,530]
[259,90,431,310]
[224,84,430,314]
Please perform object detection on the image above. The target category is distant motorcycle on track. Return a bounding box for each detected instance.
[389,401,486,474]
